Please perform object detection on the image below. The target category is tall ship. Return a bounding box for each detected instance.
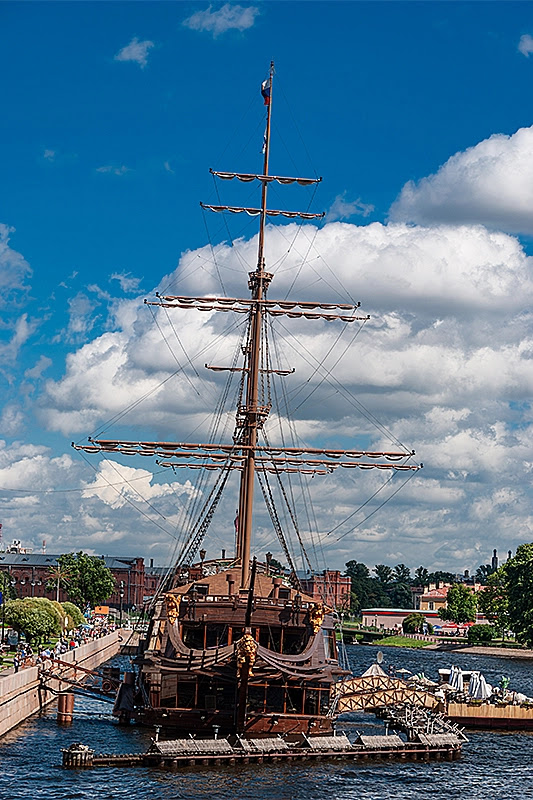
[74,63,420,738]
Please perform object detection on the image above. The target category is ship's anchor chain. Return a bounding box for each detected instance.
[236,633,257,677]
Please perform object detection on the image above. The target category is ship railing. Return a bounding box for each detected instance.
[180,595,311,609]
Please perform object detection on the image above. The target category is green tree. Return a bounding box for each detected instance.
[402,612,426,633]
[344,561,391,612]
[57,552,115,608]
[427,570,456,585]
[268,557,284,574]
[390,563,413,608]
[0,572,16,601]
[504,543,533,646]
[46,564,72,602]
[475,564,497,585]
[467,624,494,644]
[478,568,510,638]
[39,598,64,630]
[390,583,413,608]
[439,583,477,624]
[414,566,429,586]
[393,564,411,584]
[374,564,394,587]
[4,598,61,645]
[62,601,85,627]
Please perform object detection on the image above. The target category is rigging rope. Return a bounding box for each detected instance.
[261,431,313,573]
[77,451,179,540]
[267,316,324,572]
[317,469,418,546]
[256,469,301,590]
[289,318,368,413]
[177,462,234,567]
[275,318,415,454]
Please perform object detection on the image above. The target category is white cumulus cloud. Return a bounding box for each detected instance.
[326,192,374,222]
[390,125,533,235]
[110,272,142,294]
[24,356,52,381]
[82,460,196,509]
[0,406,25,436]
[518,34,533,57]
[0,224,31,303]
[114,37,154,68]
[37,218,533,571]
[96,165,130,176]
[183,4,259,37]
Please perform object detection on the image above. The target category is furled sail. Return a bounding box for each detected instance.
[210,170,321,186]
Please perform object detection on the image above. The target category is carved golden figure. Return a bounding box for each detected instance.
[309,602,325,634]
[236,633,257,676]
[165,593,181,625]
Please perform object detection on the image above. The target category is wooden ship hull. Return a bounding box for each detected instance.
[127,565,346,737]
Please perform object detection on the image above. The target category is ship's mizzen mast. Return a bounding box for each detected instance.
[72,61,422,590]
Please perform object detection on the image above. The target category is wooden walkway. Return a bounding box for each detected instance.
[62,732,463,770]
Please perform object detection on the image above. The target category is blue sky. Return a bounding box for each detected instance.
[2,1,533,575]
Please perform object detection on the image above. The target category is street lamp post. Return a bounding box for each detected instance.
[1,587,5,646]
[119,580,125,627]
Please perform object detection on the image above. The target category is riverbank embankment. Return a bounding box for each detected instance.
[0,630,121,737]
[428,643,533,659]
[366,637,533,660]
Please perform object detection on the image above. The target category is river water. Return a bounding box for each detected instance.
[1,645,532,800]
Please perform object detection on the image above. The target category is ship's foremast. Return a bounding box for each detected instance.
[72,62,422,590]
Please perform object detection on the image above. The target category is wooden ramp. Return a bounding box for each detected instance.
[332,674,439,712]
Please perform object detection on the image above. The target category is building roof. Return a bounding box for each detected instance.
[421,587,449,600]
[0,553,143,570]
[145,566,168,576]
[0,553,59,567]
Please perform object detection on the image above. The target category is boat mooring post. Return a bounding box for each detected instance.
[57,692,75,725]
[61,743,94,769]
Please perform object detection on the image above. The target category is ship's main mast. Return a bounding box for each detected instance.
[237,62,274,588]
[73,63,421,590]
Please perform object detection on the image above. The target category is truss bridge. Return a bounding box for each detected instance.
[332,672,440,713]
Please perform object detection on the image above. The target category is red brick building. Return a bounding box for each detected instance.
[0,553,353,613]
[299,570,351,610]
[0,552,147,609]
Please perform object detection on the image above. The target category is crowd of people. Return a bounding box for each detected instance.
[11,618,118,672]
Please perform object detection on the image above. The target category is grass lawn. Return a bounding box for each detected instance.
[372,635,433,648]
